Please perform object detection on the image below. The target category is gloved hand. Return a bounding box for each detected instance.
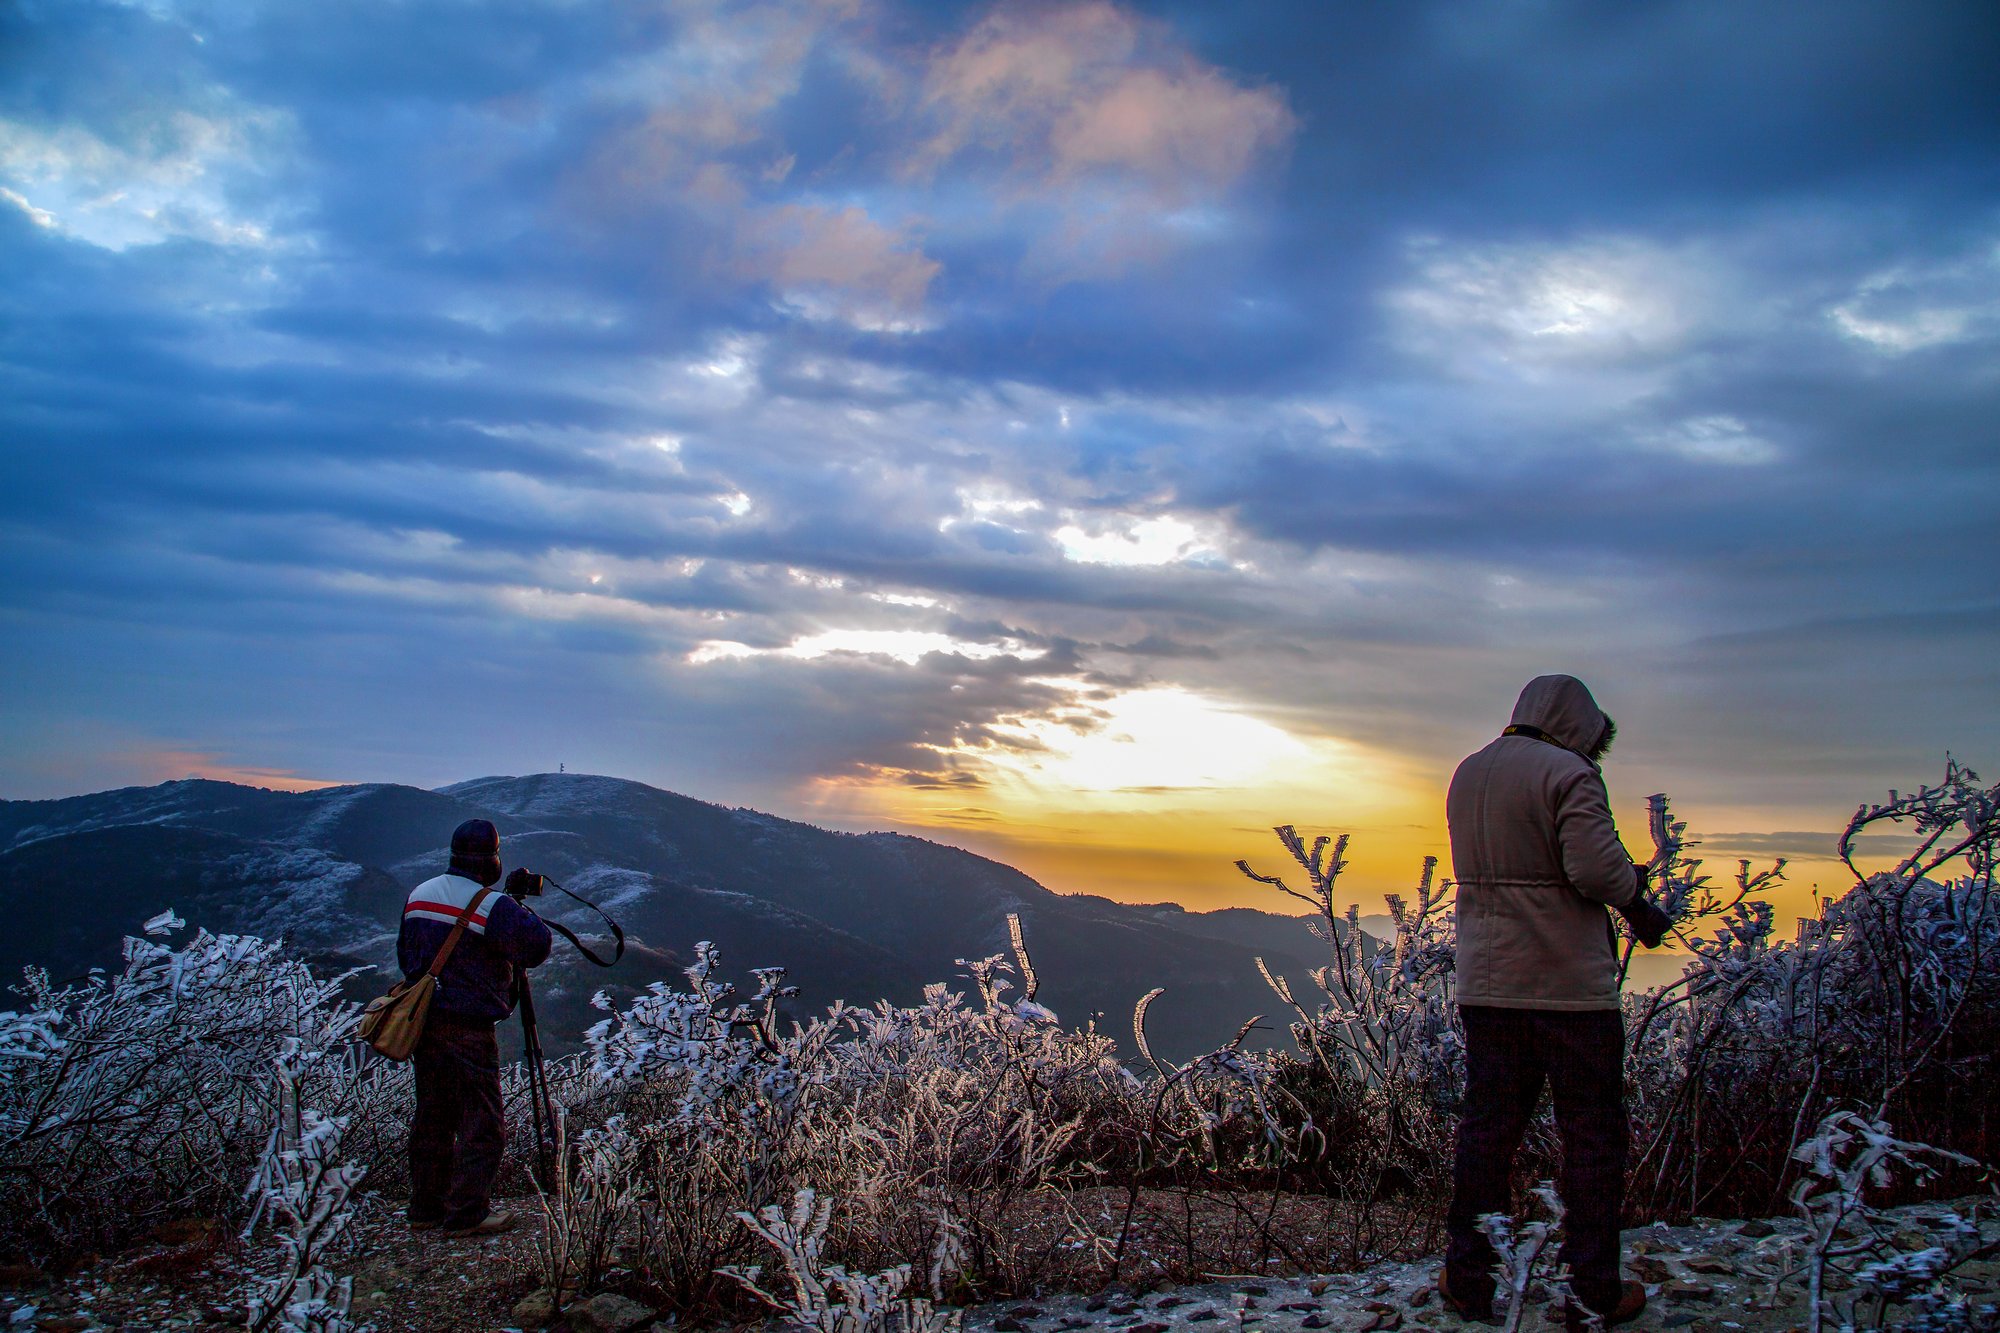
[1617,866,1671,949]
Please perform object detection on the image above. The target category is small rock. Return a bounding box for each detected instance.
[1664,1316,1699,1328]
[1279,1302,1320,1313]
[36,1318,92,1333]
[1631,1258,1675,1284]
[1409,1286,1434,1309]
[1085,1301,1108,1313]
[1110,1303,1140,1316]
[513,1288,559,1328]
[1187,1310,1219,1323]
[992,1320,1026,1332]
[1665,1281,1716,1302]
[1892,1229,1931,1252]
[1685,1257,1735,1275]
[1241,1286,1269,1297]
[1128,1324,1169,1333]
[199,1305,246,1327]
[1736,1221,1776,1239]
[1301,1318,1328,1330]
[1307,1281,1330,1297]
[1155,1295,1188,1310]
[1010,1308,1044,1320]
[565,1292,657,1333]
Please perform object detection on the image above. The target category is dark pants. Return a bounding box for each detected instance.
[408,1014,504,1229]
[1445,1005,1628,1313]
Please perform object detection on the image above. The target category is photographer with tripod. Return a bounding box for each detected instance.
[397,819,551,1236]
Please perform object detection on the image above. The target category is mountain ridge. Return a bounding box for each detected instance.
[0,772,1328,1061]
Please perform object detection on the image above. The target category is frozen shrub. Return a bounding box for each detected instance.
[1624,762,1998,1218]
[1782,1110,1988,1333]
[531,1111,639,1310]
[1476,1183,1568,1333]
[242,1041,369,1333]
[723,1188,962,1333]
[0,915,366,1257]
[1239,835,1460,1258]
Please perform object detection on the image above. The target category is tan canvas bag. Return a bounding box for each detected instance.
[358,886,496,1061]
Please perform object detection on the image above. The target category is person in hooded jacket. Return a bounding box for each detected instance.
[1438,676,1672,1329]
[398,818,552,1235]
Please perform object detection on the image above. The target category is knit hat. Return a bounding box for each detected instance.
[448,818,502,887]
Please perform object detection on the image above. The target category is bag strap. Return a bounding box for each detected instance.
[425,886,497,979]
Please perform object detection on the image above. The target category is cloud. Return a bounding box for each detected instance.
[1385,235,1716,383]
[918,3,1292,194]
[910,0,1293,275]
[2,0,1997,913]
[740,202,940,329]
[0,109,292,250]
[1826,242,2000,354]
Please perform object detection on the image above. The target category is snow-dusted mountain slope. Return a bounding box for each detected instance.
[0,773,1326,1060]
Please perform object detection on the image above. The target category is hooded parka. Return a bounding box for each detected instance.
[1447,674,1639,1011]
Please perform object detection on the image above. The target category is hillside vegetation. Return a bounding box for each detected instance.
[0,762,1993,1333]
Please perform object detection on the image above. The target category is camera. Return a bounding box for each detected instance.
[504,868,546,899]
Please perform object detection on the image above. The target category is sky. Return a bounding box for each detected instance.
[2,0,1997,918]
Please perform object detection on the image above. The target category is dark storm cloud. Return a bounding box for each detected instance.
[1,0,1996,832]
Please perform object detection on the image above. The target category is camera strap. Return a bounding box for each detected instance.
[539,878,626,968]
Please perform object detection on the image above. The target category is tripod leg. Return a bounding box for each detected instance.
[518,972,556,1190]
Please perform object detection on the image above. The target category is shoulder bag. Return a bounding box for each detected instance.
[357,886,496,1061]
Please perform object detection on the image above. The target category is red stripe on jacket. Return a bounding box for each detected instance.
[404,900,490,927]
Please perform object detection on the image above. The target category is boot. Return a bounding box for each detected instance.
[1562,1280,1646,1330]
[445,1208,516,1236]
[1436,1269,1497,1324]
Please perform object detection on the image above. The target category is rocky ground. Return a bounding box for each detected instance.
[957,1197,1999,1333]
[1,1196,1991,1333]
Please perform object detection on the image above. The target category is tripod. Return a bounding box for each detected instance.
[506,874,625,1192]
[517,970,558,1191]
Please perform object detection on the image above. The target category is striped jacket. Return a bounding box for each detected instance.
[396,872,553,1023]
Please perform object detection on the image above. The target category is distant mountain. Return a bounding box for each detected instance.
[0,774,1333,1061]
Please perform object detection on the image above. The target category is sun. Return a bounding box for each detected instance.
[972,685,1315,799]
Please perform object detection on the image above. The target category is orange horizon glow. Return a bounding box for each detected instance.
[800,683,1906,933]
[103,714,1918,936]
[121,748,343,794]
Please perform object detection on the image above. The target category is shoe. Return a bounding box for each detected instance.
[1561,1280,1647,1330]
[1437,1269,1496,1324]
[444,1209,516,1236]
